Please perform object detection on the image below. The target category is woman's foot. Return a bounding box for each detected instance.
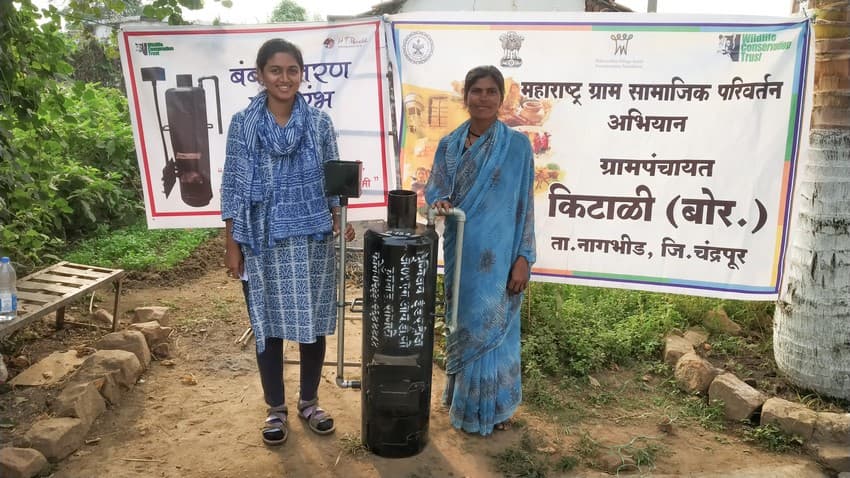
[297,398,335,435]
[262,405,288,446]
[493,419,514,431]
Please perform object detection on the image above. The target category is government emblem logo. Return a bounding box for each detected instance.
[403,31,434,64]
[499,31,524,67]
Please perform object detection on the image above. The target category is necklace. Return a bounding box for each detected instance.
[467,129,481,138]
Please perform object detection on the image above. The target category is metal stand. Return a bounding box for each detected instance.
[335,197,361,389]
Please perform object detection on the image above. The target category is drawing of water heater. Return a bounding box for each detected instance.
[141,67,223,207]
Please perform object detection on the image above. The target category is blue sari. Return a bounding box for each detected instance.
[425,120,536,435]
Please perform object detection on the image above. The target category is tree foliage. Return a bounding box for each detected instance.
[270,0,306,22]
[0,0,230,267]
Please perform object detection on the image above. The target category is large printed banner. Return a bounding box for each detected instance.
[389,12,812,299]
[119,20,394,228]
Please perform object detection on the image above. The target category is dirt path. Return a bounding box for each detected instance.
[25,256,827,477]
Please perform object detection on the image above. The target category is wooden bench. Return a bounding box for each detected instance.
[0,262,125,339]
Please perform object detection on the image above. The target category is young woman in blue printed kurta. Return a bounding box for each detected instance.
[221,38,354,446]
[426,65,536,436]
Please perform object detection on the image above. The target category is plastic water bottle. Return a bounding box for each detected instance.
[0,256,18,322]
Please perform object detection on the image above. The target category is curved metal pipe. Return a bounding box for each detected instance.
[336,377,361,389]
[427,207,466,333]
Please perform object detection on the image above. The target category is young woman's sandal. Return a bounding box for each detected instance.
[297,398,335,435]
[262,404,289,446]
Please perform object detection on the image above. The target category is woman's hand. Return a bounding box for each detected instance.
[432,199,453,214]
[332,214,356,242]
[507,256,530,295]
[224,219,243,280]
[224,246,243,280]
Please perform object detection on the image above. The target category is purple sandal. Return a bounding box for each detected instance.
[262,404,288,446]
[297,398,335,435]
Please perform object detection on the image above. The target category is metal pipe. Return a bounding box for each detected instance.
[427,207,466,333]
[385,60,401,189]
[336,376,361,388]
[335,202,361,389]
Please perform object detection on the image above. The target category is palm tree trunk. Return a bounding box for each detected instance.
[774,0,850,400]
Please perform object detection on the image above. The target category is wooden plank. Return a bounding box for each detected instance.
[51,266,111,279]
[18,290,62,303]
[0,264,125,339]
[18,262,118,281]
[17,280,78,295]
[35,261,69,276]
[29,273,93,287]
[64,262,119,274]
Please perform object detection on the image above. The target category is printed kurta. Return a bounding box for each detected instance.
[221,104,340,351]
[425,120,536,435]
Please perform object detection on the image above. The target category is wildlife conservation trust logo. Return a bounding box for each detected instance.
[135,42,175,56]
[402,31,434,64]
[718,33,792,63]
[323,34,370,49]
[499,31,524,67]
[611,33,633,55]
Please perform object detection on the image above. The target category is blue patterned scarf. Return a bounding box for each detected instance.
[232,91,332,253]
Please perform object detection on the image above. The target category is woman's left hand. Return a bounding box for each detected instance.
[333,217,356,242]
[507,256,530,295]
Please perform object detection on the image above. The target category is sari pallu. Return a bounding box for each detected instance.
[425,120,536,435]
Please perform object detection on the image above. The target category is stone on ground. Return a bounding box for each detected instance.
[94,330,151,369]
[708,373,767,421]
[0,447,48,478]
[23,417,88,462]
[9,351,86,387]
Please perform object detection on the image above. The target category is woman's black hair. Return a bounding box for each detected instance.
[256,38,304,71]
[462,65,505,103]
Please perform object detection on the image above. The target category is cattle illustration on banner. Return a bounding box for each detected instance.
[388,14,811,299]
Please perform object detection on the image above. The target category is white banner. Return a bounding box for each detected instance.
[119,20,395,228]
[389,12,812,299]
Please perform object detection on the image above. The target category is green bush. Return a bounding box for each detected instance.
[1,82,139,266]
[522,284,692,377]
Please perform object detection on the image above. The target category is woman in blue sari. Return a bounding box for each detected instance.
[425,65,536,435]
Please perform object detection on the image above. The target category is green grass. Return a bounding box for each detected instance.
[708,335,749,357]
[491,431,550,478]
[65,220,218,271]
[521,283,700,378]
[743,424,802,452]
[572,432,601,467]
[556,455,579,472]
[612,436,664,472]
[679,396,727,432]
[339,433,369,458]
[519,283,778,380]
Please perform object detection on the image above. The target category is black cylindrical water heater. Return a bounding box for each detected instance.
[165,74,213,207]
[362,190,438,458]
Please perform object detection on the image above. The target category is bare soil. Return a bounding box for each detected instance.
[0,234,833,478]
